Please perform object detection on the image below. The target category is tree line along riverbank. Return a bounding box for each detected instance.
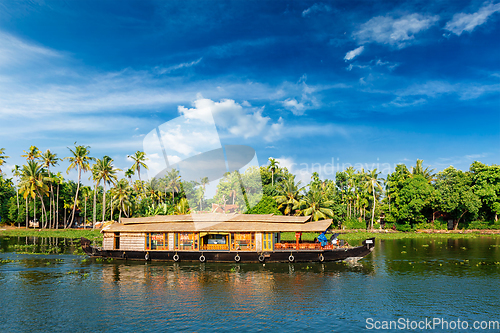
[1,228,499,243]
[0,145,499,231]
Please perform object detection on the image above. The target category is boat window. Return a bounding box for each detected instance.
[175,233,198,250]
[145,233,168,250]
[231,233,255,251]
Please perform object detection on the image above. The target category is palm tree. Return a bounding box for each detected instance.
[411,159,435,182]
[199,176,209,210]
[275,174,303,215]
[80,186,92,227]
[21,146,41,161]
[112,179,132,222]
[268,157,280,186]
[128,151,148,195]
[363,169,383,230]
[166,169,181,204]
[53,172,64,229]
[345,167,356,218]
[0,148,9,173]
[125,168,135,185]
[174,198,190,215]
[12,165,21,226]
[65,144,94,228]
[19,161,49,229]
[299,184,334,221]
[92,156,119,223]
[40,150,59,228]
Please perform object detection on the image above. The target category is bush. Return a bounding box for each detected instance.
[245,195,282,215]
[395,223,412,232]
[384,222,394,230]
[343,218,367,229]
[467,220,500,230]
[414,220,447,230]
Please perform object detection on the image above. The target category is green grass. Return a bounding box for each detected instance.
[281,230,500,242]
[0,228,103,241]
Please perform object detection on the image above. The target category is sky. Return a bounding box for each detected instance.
[0,0,499,185]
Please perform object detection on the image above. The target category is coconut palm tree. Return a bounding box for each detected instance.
[80,186,92,227]
[65,144,94,228]
[12,165,21,226]
[299,184,334,221]
[112,179,132,222]
[19,161,49,229]
[21,146,41,161]
[268,157,280,186]
[199,176,209,210]
[53,172,64,229]
[0,148,9,173]
[125,168,135,185]
[92,156,119,223]
[174,198,190,215]
[411,159,435,183]
[40,149,59,228]
[363,169,383,230]
[275,174,303,215]
[128,151,148,195]
[166,169,181,205]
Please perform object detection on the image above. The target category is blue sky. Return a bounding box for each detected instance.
[0,0,499,184]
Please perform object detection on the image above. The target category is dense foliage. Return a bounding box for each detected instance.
[0,146,499,231]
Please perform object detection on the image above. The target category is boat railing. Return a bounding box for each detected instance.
[274,243,335,250]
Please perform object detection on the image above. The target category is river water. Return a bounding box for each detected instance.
[0,236,499,332]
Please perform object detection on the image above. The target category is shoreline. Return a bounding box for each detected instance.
[2,226,499,242]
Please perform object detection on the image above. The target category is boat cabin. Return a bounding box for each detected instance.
[101,213,333,253]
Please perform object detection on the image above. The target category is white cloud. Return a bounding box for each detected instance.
[444,2,500,36]
[179,96,282,141]
[0,31,62,69]
[383,97,427,108]
[280,75,320,115]
[395,80,500,100]
[353,13,439,48]
[302,3,332,17]
[344,46,365,61]
[154,57,203,74]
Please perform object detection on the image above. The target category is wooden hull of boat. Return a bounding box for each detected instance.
[81,237,375,263]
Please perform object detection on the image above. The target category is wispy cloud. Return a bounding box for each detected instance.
[444,2,500,36]
[302,3,332,17]
[280,75,320,115]
[344,46,365,61]
[353,13,439,48]
[154,57,203,74]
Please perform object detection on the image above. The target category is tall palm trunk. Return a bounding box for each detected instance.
[371,184,376,230]
[102,183,107,223]
[15,181,19,228]
[56,183,60,229]
[84,196,87,227]
[39,192,48,229]
[68,165,81,228]
[25,197,28,229]
[93,184,97,229]
[33,195,36,229]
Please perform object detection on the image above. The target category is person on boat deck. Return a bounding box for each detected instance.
[317,232,328,246]
[330,233,339,246]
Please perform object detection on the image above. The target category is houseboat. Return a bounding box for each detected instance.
[81,213,375,263]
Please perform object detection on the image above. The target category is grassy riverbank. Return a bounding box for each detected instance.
[2,227,499,244]
[0,227,102,241]
[281,230,500,242]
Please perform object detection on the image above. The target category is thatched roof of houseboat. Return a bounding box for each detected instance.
[104,214,332,233]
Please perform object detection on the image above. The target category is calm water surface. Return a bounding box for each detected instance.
[1,236,499,332]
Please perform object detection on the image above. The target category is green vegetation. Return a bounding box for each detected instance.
[281,231,500,242]
[0,228,102,241]
[0,146,499,231]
